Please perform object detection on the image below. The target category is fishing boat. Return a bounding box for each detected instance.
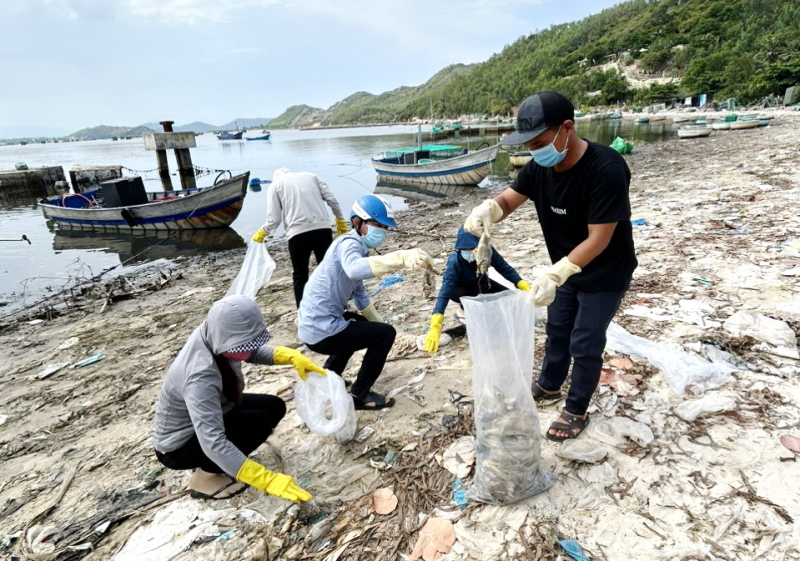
[39,172,249,232]
[372,143,499,186]
[634,117,650,124]
[650,114,667,122]
[216,130,244,140]
[711,120,731,130]
[246,130,271,141]
[673,116,693,124]
[508,151,532,167]
[677,125,712,139]
[729,119,759,130]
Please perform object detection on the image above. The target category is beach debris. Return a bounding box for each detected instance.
[380,273,405,288]
[294,371,357,444]
[416,332,451,352]
[422,267,437,299]
[557,439,610,463]
[723,310,798,358]
[371,488,398,515]
[451,479,468,509]
[780,435,800,454]
[599,368,642,397]
[71,353,105,369]
[442,415,458,429]
[586,416,654,447]
[180,286,215,299]
[475,227,492,276]
[606,322,735,395]
[353,426,375,443]
[27,319,44,326]
[410,517,456,561]
[226,241,276,300]
[0,414,7,426]
[439,436,475,478]
[675,392,737,422]
[35,363,67,380]
[630,218,649,226]
[608,357,633,370]
[559,539,592,561]
[57,337,80,350]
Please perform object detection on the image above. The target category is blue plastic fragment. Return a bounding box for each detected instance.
[630,218,649,226]
[213,530,236,542]
[452,479,468,509]
[559,539,591,561]
[380,273,405,288]
[72,353,105,369]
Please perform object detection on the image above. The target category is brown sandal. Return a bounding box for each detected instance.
[546,412,590,442]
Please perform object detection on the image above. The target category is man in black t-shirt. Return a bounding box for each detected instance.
[464,91,637,442]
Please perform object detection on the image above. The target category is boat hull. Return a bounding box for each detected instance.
[372,144,499,186]
[729,120,759,130]
[509,152,532,167]
[677,126,712,139]
[39,173,249,232]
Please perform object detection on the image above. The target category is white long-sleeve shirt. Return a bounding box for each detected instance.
[263,170,344,239]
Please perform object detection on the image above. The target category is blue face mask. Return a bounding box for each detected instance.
[460,250,474,263]
[530,126,569,168]
[363,225,387,248]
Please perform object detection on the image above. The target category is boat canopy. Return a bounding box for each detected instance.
[383,145,463,157]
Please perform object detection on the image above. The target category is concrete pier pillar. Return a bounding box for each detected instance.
[143,122,197,192]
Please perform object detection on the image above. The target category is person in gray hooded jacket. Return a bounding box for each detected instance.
[152,295,326,501]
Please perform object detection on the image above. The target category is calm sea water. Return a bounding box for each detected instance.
[0,120,676,311]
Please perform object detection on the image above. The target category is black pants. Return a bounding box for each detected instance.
[538,283,628,416]
[155,394,286,474]
[288,228,333,307]
[306,313,396,399]
[449,281,507,309]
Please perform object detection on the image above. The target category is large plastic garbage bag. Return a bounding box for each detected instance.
[610,136,633,154]
[461,291,555,504]
[225,241,276,300]
[294,371,357,444]
[605,322,736,396]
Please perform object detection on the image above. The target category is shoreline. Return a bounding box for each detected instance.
[1,117,799,560]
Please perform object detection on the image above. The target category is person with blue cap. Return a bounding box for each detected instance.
[423,225,531,354]
[463,91,637,442]
[297,194,433,410]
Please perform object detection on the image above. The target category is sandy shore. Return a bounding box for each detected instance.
[1,117,799,561]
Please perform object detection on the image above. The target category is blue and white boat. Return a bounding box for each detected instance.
[245,130,271,141]
[39,173,249,232]
[371,144,499,186]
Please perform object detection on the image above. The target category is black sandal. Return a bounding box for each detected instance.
[545,411,590,442]
[532,383,563,402]
[189,476,247,500]
[352,390,395,410]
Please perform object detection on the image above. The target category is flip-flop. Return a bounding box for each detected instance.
[352,390,395,410]
[532,383,563,402]
[189,476,247,500]
[545,411,590,442]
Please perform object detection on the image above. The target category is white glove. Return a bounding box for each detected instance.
[464,199,503,236]
[367,248,433,276]
[528,257,582,307]
[359,303,384,323]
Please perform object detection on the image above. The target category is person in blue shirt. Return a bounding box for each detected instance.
[297,195,433,410]
[423,226,531,354]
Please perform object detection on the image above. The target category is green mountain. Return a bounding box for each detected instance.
[273,0,799,127]
[67,124,156,141]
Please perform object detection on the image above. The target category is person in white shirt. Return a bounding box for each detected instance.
[252,168,349,306]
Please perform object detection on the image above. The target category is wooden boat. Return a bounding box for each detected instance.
[711,120,731,130]
[372,144,499,186]
[729,119,759,130]
[508,151,532,167]
[245,130,271,141]
[677,125,712,138]
[39,172,249,232]
[216,130,244,140]
[650,114,667,122]
[673,116,693,124]
[634,117,650,124]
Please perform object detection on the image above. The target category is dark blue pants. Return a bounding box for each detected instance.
[538,283,628,416]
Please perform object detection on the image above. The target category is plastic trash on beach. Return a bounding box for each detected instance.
[225,241,276,300]
[294,371,357,444]
[605,322,736,396]
[675,393,737,422]
[610,136,633,154]
[461,291,555,504]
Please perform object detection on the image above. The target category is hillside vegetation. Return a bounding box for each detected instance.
[273,0,799,127]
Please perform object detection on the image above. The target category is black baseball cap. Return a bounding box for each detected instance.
[500,91,575,146]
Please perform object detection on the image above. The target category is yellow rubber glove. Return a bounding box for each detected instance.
[424,313,444,354]
[359,303,384,323]
[273,346,326,381]
[528,257,582,307]
[236,459,311,502]
[252,228,268,243]
[367,248,433,276]
[464,199,503,236]
[335,218,349,236]
[516,279,531,291]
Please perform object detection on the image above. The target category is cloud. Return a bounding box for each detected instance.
[6,0,119,21]
[126,0,279,25]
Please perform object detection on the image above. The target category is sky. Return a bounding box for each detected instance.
[0,0,623,134]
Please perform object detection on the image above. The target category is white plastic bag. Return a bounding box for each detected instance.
[225,241,276,300]
[294,371,357,444]
[461,291,555,504]
[605,322,735,396]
